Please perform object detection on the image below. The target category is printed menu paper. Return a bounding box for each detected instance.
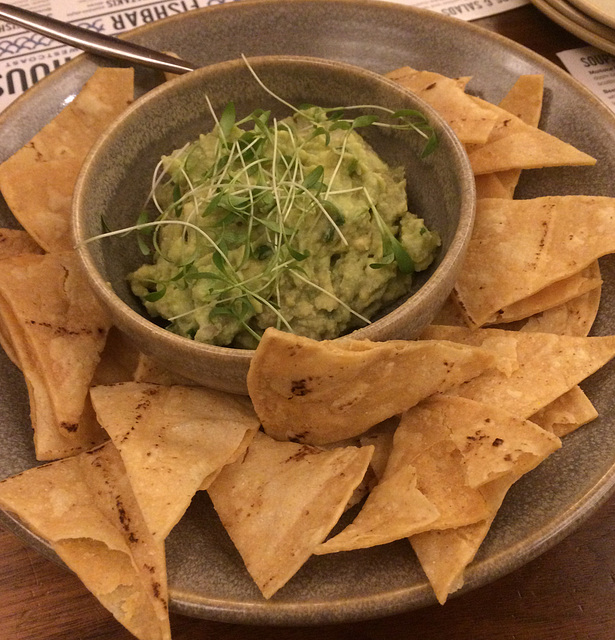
[0,0,529,112]
[557,46,615,115]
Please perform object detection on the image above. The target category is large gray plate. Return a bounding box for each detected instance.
[1,0,615,626]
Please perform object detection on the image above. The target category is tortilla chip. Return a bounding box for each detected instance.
[359,418,398,481]
[0,228,43,259]
[498,74,544,125]
[0,442,171,640]
[474,173,512,199]
[520,264,602,336]
[422,325,615,419]
[466,94,594,174]
[315,462,440,554]
[474,74,544,199]
[91,327,142,386]
[0,68,134,251]
[0,229,45,364]
[491,264,602,325]
[454,196,615,327]
[207,431,373,598]
[90,382,260,540]
[247,327,495,445]
[0,251,110,459]
[317,400,508,555]
[385,67,498,144]
[410,473,514,604]
[132,352,198,386]
[423,396,561,488]
[530,385,598,438]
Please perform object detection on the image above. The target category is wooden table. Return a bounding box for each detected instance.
[2,4,614,640]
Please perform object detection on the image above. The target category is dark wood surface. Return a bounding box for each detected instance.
[2,4,615,640]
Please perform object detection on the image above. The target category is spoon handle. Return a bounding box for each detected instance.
[0,2,198,74]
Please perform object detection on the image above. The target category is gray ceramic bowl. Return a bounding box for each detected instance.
[73,55,474,393]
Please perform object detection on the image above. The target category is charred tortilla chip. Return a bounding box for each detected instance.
[90,382,260,540]
[454,196,615,327]
[385,67,498,144]
[423,396,561,488]
[0,442,170,640]
[248,328,495,445]
[0,68,134,251]
[0,251,110,459]
[422,325,615,418]
[207,431,373,599]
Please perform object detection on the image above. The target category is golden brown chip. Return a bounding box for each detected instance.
[0,251,110,459]
[410,473,515,604]
[91,327,142,386]
[520,262,602,336]
[423,396,560,488]
[0,442,171,640]
[90,382,260,540]
[0,228,43,259]
[474,75,544,199]
[454,196,615,327]
[530,385,598,438]
[247,328,495,445]
[385,67,498,144]
[422,325,615,419]
[491,265,602,325]
[207,431,373,599]
[474,174,512,199]
[0,68,134,251]
[466,92,594,174]
[314,463,440,554]
[132,351,199,386]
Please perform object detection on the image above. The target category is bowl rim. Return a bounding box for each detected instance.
[72,53,475,366]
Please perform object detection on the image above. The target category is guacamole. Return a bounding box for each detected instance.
[129,106,440,347]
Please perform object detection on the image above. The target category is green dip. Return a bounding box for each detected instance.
[129,106,440,348]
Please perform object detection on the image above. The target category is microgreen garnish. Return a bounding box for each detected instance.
[85,59,439,346]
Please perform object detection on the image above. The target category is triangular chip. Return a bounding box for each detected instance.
[207,431,373,598]
[491,264,602,325]
[247,327,495,445]
[132,351,198,386]
[0,442,170,640]
[0,251,111,459]
[0,68,134,251]
[422,396,561,488]
[530,385,598,438]
[90,382,260,540]
[520,265,602,336]
[410,473,514,604]
[465,94,594,174]
[454,196,615,327]
[0,228,43,259]
[385,66,498,144]
[317,402,497,554]
[422,325,615,418]
[475,74,545,199]
[315,463,440,554]
[474,173,511,199]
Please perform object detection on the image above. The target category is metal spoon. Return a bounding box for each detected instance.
[0,3,198,75]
